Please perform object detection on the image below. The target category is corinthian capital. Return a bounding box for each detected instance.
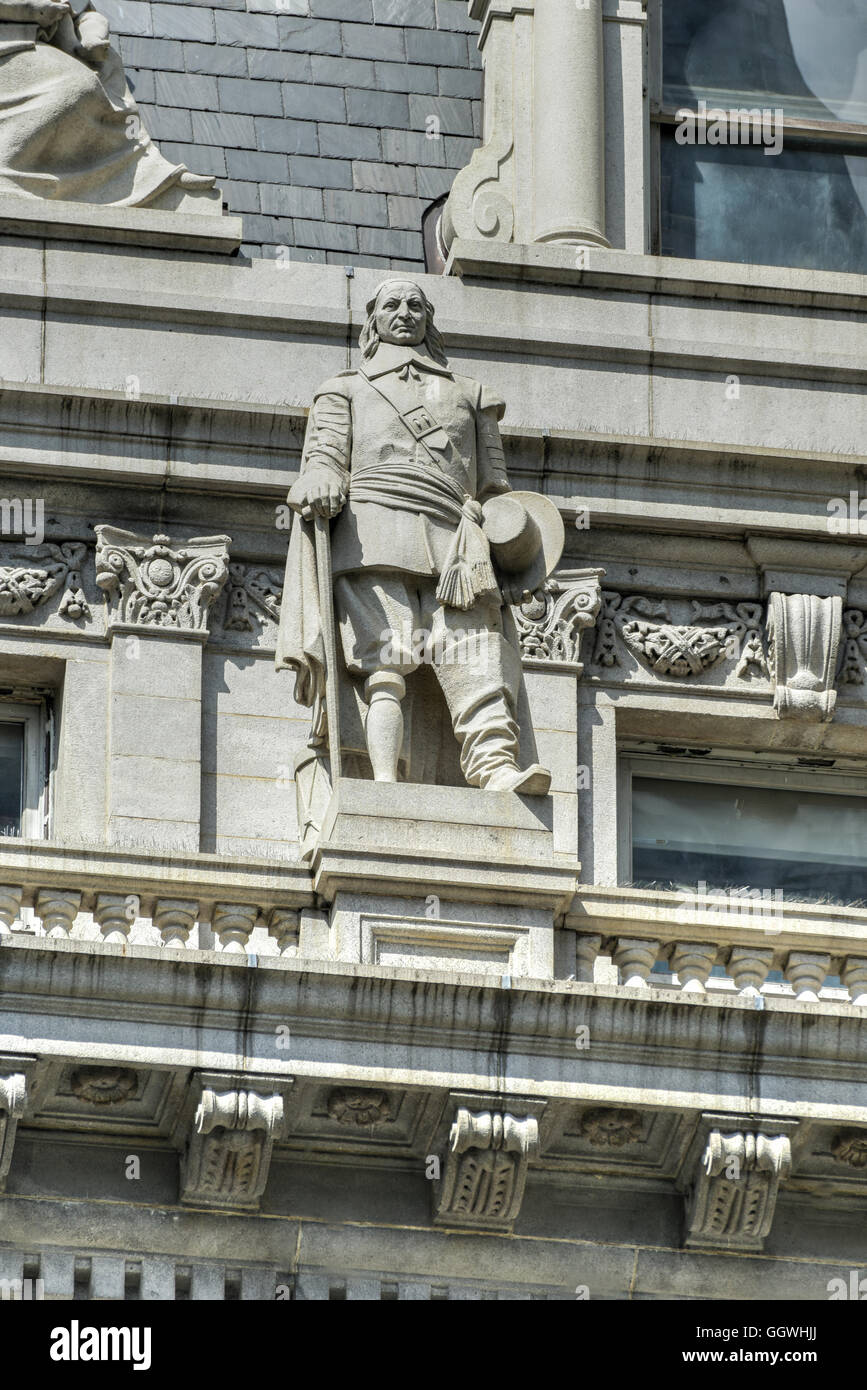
[95,527,231,636]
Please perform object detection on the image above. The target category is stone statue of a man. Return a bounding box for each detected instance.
[277,279,562,843]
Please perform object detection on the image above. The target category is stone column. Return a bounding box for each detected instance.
[95,528,230,853]
[533,0,608,248]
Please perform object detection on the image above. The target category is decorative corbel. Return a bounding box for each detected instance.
[682,1123,793,1251]
[767,592,842,720]
[434,1107,539,1231]
[0,1073,27,1190]
[179,1078,288,1211]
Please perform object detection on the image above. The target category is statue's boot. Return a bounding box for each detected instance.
[481,762,552,795]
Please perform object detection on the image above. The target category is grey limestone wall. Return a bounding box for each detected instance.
[99,0,483,265]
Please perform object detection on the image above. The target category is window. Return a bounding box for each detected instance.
[621,749,867,906]
[0,699,52,841]
[653,0,867,273]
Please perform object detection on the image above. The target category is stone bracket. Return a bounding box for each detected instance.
[433,1093,545,1232]
[768,592,842,721]
[679,1114,797,1252]
[0,1067,31,1191]
[177,1072,293,1212]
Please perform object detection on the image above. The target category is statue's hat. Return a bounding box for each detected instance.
[482,492,565,589]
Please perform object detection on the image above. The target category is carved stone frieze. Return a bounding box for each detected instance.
[512,568,603,664]
[181,1085,285,1211]
[435,1108,539,1232]
[0,1073,27,1190]
[0,542,90,620]
[95,528,231,634]
[593,593,767,679]
[767,592,841,720]
[220,563,283,636]
[685,1129,792,1251]
[839,609,867,685]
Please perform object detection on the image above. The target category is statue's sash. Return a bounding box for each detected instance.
[359,366,470,496]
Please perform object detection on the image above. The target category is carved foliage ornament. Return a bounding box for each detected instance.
[182,1087,284,1211]
[95,527,230,633]
[436,1109,539,1230]
[686,1130,791,1250]
[593,593,767,679]
[839,609,867,685]
[513,568,603,664]
[0,542,90,620]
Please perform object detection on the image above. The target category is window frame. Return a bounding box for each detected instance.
[650,0,867,262]
[618,745,867,890]
[0,698,52,842]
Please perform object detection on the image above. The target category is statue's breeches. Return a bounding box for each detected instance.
[334,573,523,785]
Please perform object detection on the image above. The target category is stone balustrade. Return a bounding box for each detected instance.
[567,886,867,1005]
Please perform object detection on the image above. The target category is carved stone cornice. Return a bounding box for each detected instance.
[512,568,603,666]
[434,1107,540,1231]
[94,528,231,637]
[0,542,89,620]
[681,1117,795,1252]
[179,1077,289,1212]
[767,591,841,720]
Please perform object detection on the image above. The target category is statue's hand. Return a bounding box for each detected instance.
[288,472,346,521]
[74,8,110,63]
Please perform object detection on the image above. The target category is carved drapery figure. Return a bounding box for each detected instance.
[0,0,216,208]
[277,279,564,847]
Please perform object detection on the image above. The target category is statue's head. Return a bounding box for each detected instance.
[359,278,447,365]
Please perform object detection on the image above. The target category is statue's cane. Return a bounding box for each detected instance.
[313,512,342,781]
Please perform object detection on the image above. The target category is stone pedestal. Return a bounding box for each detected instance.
[309,778,576,978]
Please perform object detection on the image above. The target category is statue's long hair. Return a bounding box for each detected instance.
[359,279,448,366]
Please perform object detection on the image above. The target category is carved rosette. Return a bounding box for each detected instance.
[94,527,231,634]
[580,1107,643,1149]
[181,1087,285,1211]
[435,1109,539,1231]
[831,1131,867,1169]
[512,568,603,664]
[0,542,90,620]
[593,593,767,680]
[327,1087,393,1127]
[767,592,841,720]
[70,1066,138,1105]
[685,1130,791,1251]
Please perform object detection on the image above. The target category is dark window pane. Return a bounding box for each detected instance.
[631,774,867,904]
[661,131,867,271]
[663,0,867,126]
[0,723,24,836]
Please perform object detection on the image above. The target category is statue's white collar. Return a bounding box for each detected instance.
[361,343,453,379]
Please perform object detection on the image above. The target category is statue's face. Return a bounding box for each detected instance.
[374,282,428,347]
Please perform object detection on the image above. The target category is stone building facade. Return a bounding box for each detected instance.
[0,0,866,1302]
